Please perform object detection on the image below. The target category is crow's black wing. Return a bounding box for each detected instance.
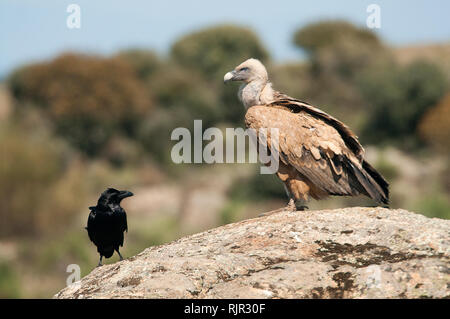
[113,206,128,246]
[118,208,127,233]
[86,208,99,245]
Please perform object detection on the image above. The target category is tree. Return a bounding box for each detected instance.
[9,53,151,157]
[359,60,447,144]
[171,24,269,81]
[293,20,391,80]
[171,25,270,125]
[419,93,450,153]
[291,21,391,130]
[116,49,162,81]
[293,20,382,56]
[0,121,86,237]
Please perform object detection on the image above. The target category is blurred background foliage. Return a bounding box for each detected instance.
[1,22,449,298]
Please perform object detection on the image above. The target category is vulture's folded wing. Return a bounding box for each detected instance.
[245,105,389,204]
[269,96,365,161]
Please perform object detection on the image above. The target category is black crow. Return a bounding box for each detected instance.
[86,188,133,266]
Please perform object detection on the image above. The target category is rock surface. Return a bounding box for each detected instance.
[55,207,449,299]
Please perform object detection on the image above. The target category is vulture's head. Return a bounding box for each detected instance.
[224,58,268,84]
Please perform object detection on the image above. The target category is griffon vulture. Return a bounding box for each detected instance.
[224,58,389,211]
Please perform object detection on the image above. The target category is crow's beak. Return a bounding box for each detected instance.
[118,190,134,199]
[223,70,236,83]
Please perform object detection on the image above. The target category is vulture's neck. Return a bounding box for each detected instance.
[238,80,275,109]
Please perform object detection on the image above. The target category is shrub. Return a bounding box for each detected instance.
[171,24,269,81]
[147,63,221,126]
[0,261,21,298]
[0,122,87,237]
[230,169,286,201]
[418,93,450,153]
[293,20,381,55]
[116,49,162,81]
[171,25,270,125]
[291,21,392,131]
[359,60,447,144]
[293,21,388,80]
[8,53,152,157]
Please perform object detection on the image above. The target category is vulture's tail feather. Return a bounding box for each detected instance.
[351,161,389,205]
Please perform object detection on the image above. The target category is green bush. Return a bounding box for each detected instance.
[414,193,450,219]
[116,49,162,81]
[8,53,152,157]
[291,21,392,131]
[419,93,450,153]
[359,60,447,144]
[171,25,270,125]
[0,261,21,298]
[0,121,87,237]
[148,63,221,126]
[293,21,388,80]
[230,169,286,201]
[293,20,382,55]
[137,108,189,165]
[171,24,269,81]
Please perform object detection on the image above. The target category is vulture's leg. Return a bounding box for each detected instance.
[259,188,297,217]
[97,255,103,267]
[295,199,309,211]
[283,184,298,212]
[116,249,124,261]
[287,198,297,211]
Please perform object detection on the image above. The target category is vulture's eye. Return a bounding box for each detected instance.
[239,67,249,72]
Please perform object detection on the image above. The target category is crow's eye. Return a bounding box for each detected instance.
[239,67,249,72]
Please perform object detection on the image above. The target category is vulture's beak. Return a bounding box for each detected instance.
[223,70,236,83]
[118,190,134,199]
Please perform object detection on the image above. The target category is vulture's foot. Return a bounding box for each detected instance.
[287,198,296,212]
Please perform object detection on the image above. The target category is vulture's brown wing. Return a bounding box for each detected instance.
[270,95,365,161]
[245,105,389,203]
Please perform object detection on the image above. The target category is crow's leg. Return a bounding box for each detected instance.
[116,249,124,261]
[97,255,103,267]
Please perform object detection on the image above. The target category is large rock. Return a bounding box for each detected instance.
[55,207,449,299]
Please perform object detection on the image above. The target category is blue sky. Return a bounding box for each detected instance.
[1,0,449,77]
